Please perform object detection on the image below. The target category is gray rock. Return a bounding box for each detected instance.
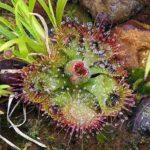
[79,0,150,24]
[132,97,150,135]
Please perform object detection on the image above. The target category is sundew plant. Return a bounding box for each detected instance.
[0,0,137,149]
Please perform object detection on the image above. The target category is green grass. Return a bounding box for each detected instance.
[0,85,11,97]
[0,0,68,63]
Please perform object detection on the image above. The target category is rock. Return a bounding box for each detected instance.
[79,0,150,24]
[132,97,150,135]
[135,8,150,24]
[112,9,150,68]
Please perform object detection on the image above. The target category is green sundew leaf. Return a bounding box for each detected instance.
[85,75,116,107]
[0,24,16,40]
[56,0,68,28]
[52,79,64,91]
[62,48,83,60]
[29,0,36,12]
[90,66,112,76]
[62,39,83,59]
[0,2,14,13]
[84,50,100,66]
[83,41,100,66]
[144,51,150,79]
[38,0,57,30]
[0,38,18,52]
[54,92,72,107]
[33,72,66,92]
[44,77,65,91]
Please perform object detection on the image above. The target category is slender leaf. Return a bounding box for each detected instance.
[0,85,11,97]
[145,51,150,79]
[0,17,15,31]
[0,24,16,40]
[56,0,68,28]
[0,85,10,89]
[18,36,29,57]
[38,0,57,30]
[15,0,45,43]
[0,2,14,13]
[0,39,18,52]
[48,0,57,28]
[0,39,5,46]
[29,0,36,12]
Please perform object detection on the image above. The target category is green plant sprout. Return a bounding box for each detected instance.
[0,84,11,114]
[0,84,11,97]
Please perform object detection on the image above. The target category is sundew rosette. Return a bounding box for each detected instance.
[12,22,135,138]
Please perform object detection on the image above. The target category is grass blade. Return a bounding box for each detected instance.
[29,0,36,12]
[0,2,14,13]
[18,36,29,57]
[0,39,18,52]
[145,51,150,79]
[38,0,57,30]
[15,0,45,43]
[0,17,15,31]
[29,13,51,55]
[0,24,16,40]
[56,0,68,28]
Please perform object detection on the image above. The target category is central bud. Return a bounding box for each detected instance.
[65,60,90,84]
[73,61,88,76]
